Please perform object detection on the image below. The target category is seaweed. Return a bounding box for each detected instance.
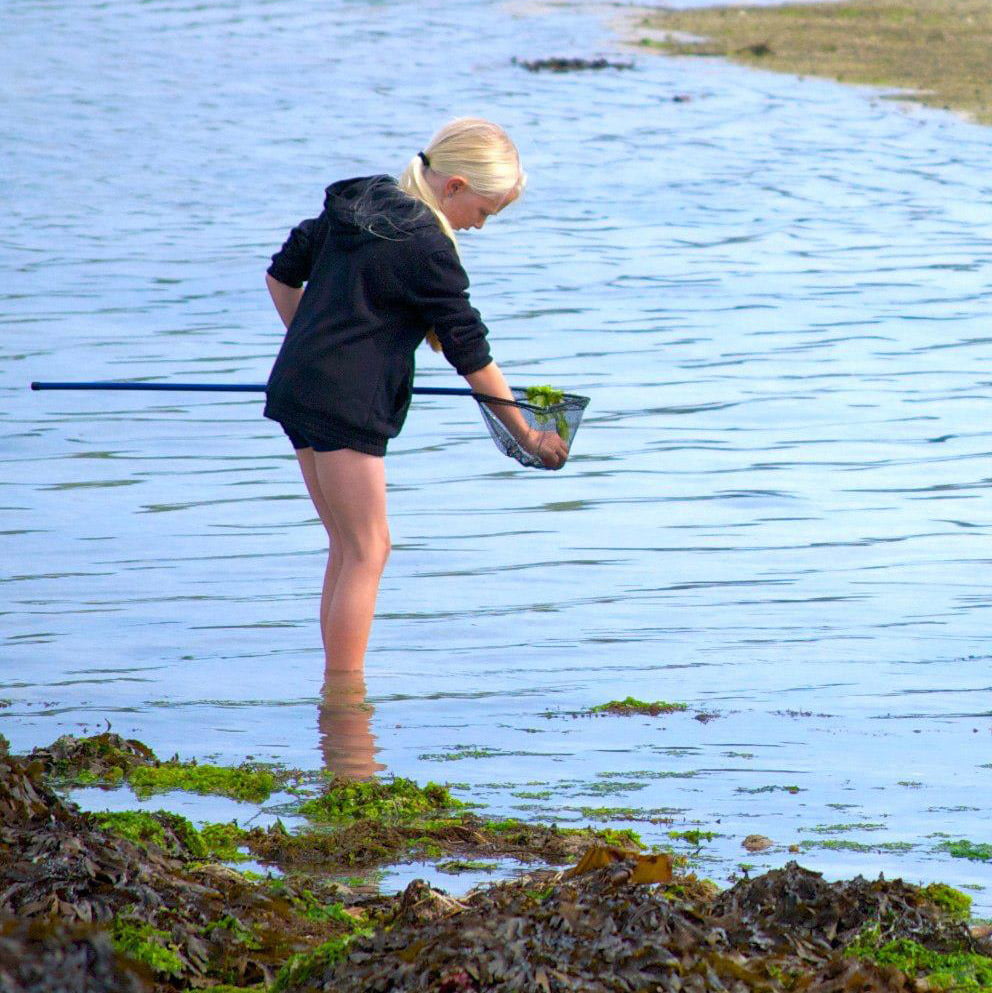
[30,731,157,785]
[6,735,992,992]
[297,775,461,822]
[513,56,634,73]
[847,927,992,989]
[524,384,570,440]
[940,839,992,862]
[128,761,277,803]
[30,732,283,802]
[282,859,992,992]
[0,919,148,993]
[589,696,689,716]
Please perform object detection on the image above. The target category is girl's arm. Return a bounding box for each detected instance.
[267,272,304,330]
[465,362,569,470]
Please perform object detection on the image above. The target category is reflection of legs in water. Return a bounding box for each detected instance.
[319,669,385,779]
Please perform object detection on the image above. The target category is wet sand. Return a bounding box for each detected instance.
[633,0,992,124]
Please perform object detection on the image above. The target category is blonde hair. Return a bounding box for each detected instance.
[399,118,526,351]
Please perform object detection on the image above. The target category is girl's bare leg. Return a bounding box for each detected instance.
[295,448,343,659]
[310,448,390,671]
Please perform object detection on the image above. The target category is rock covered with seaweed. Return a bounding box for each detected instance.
[0,737,364,989]
[289,860,990,992]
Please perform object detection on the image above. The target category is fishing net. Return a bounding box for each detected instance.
[474,388,590,469]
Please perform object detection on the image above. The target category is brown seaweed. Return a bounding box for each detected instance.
[284,859,989,992]
[0,919,149,993]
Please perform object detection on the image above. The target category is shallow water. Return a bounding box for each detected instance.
[3,0,991,908]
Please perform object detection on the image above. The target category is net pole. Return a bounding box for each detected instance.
[30,381,473,396]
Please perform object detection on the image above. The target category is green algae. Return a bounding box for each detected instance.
[95,810,250,862]
[576,779,650,796]
[940,839,992,862]
[669,829,720,847]
[95,809,181,852]
[436,858,501,874]
[743,784,802,796]
[35,732,289,802]
[128,761,278,802]
[32,731,157,785]
[481,817,644,851]
[203,914,263,951]
[570,805,677,823]
[582,826,644,849]
[112,918,185,978]
[922,883,973,922]
[803,821,888,834]
[270,930,374,993]
[847,927,992,989]
[298,776,461,823]
[200,821,251,862]
[590,696,688,716]
[801,838,915,854]
[417,745,547,762]
[523,384,569,439]
[598,768,697,781]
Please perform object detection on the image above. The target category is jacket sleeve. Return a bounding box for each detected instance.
[267,216,322,289]
[404,243,493,376]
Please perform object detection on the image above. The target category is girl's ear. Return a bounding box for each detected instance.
[444,176,467,197]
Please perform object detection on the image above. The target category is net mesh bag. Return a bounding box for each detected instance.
[474,388,590,469]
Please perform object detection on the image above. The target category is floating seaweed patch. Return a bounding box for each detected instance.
[589,697,689,716]
[128,760,279,803]
[512,56,634,73]
[297,776,461,824]
[736,783,804,794]
[939,839,992,862]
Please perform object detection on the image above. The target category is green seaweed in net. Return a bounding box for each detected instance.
[524,384,569,440]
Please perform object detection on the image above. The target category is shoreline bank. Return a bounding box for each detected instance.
[630,0,992,125]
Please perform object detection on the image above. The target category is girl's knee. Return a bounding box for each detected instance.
[342,530,390,573]
[370,530,391,573]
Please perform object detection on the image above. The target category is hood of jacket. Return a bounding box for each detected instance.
[322,174,438,248]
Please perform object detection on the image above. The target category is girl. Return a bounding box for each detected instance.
[265,118,568,672]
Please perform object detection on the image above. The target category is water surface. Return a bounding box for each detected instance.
[3,0,991,907]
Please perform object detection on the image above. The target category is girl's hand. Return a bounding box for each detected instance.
[523,428,569,469]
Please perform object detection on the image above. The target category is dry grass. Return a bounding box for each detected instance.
[635,0,992,124]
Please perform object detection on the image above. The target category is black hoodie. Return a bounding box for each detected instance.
[263,175,493,455]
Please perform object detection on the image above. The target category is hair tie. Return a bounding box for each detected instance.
[418,150,431,169]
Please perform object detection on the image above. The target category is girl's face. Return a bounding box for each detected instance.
[440,179,518,231]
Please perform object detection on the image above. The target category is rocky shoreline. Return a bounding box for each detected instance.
[1,732,991,991]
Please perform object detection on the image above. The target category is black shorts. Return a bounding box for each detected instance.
[282,424,344,453]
